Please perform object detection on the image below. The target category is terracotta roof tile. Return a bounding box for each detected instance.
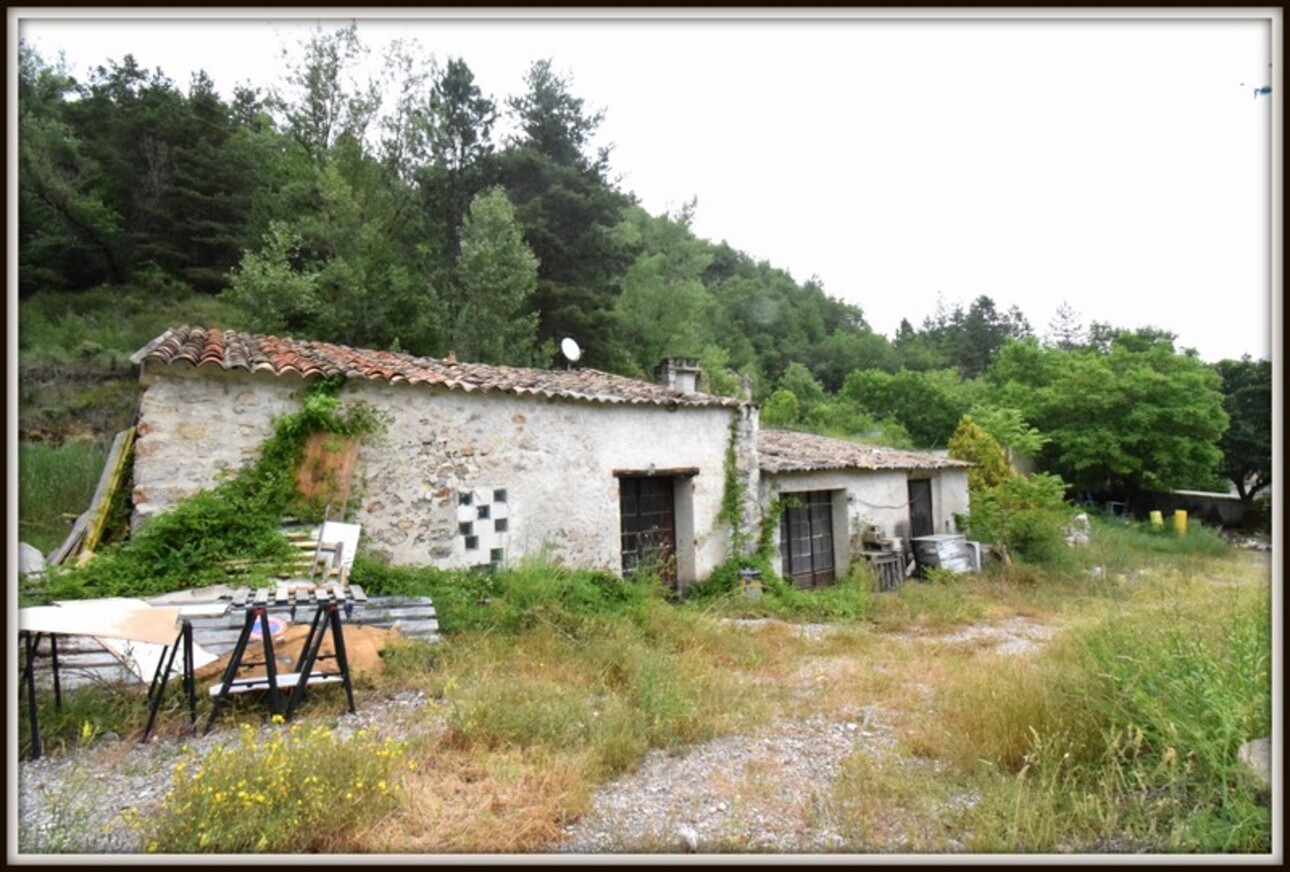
[758,428,972,473]
[132,326,742,410]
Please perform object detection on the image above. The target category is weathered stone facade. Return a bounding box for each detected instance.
[129,327,974,589]
[131,362,748,586]
[132,365,303,527]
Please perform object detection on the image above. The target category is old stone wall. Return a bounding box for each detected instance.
[347,380,739,583]
[131,365,304,531]
[131,366,743,584]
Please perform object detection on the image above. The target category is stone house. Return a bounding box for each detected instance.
[129,326,970,590]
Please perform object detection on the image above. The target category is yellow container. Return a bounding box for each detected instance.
[1173,509,1188,536]
[1149,510,1164,528]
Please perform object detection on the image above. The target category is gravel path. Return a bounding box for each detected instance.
[546,712,899,853]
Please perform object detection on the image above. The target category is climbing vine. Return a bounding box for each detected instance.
[31,378,386,602]
[717,416,749,558]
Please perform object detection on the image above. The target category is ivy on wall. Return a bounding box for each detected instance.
[29,377,385,602]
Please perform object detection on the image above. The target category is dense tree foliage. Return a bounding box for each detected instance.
[1213,356,1272,503]
[18,28,1264,514]
[990,332,1229,497]
[450,186,540,366]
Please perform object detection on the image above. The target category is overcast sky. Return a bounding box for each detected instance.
[13,9,1279,363]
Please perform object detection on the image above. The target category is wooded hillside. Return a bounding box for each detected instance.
[16,25,1269,508]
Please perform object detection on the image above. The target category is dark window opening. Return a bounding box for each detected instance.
[494,518,508,533]
[908,479,934,539]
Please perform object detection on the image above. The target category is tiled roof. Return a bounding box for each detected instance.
[131,326,742,409]
[758,428,973,473]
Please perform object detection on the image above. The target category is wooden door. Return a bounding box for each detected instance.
[781,491,836,589]
[908,479,934,539]
[619,476,677,586]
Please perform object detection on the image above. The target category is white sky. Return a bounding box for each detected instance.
[12,9,1280,364]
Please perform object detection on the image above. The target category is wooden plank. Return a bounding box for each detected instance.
[20,605,183,646]
[47,512,89,567]
[82,427,136,555]
[208,672,344,696]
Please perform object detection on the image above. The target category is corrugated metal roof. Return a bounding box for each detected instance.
[758,428,972,473]
[132,326,742,409]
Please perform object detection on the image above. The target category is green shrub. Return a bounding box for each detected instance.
[966,473,1074,566]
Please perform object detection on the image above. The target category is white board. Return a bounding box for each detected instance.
[46,598,219,681]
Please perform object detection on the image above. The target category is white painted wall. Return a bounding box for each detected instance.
[760,467,971,576]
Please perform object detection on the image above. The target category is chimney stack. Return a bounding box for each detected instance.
[654,357,703,394]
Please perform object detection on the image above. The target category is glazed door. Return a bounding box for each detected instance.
[619,476,677,586]
[781,491,836,589]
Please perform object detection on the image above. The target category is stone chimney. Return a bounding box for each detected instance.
[654,357,703,394]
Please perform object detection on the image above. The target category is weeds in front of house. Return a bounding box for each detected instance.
[352,574,787,852]
[136,719,408,853]
[868,571,987,632]
[434,600,772,781]
[923,570,1271,853]
[687,558,876,623]
[17,679,156,760]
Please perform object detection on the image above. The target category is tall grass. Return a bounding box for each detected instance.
[355,562,782,851]
[434,596,772,780]
[18,440,108,556]
[932,570,1272,853]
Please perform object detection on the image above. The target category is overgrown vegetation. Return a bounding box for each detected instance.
[135,719,410,853]
[922,569,1271,853]
[26,378,384,603]
[18,440,110,555]
[20,512,1268,855]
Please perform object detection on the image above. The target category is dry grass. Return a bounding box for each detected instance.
[368,745,592,853]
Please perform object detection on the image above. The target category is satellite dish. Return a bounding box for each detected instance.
[560,337,582,364]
